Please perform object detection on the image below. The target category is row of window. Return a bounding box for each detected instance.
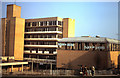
[24,54,56,60]
[25,21,63,27]
[25,48,56,51]
[109,44,120,51]
[25,34,63,38]
[58,42,120,51]
[24,48,56,51]
[24,41,57,45]
[25,27,62,32]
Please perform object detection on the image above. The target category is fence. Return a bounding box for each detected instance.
[2,69,117,76]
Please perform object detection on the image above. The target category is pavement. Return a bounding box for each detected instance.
[1,74,120,78]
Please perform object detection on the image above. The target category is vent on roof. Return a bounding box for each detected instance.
[81,36,91,37]
[96,35,100,38]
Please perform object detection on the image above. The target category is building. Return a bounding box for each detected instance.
[1,4,75,71]
[1,4,28,73]
[1,4,120,73]
[2,4,25,60]
[57,36,120,70]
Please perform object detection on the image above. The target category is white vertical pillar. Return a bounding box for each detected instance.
[50,63,53,75]
[56,21,58,26]
[56,27,58,31]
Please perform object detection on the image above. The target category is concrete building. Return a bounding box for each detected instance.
[1,4,28,73]
[2,4,25,60]
[1,4,120,73]
[1,4,75,71]
[57,36,120,70]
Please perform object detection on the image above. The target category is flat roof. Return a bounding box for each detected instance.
[58,37,120,44]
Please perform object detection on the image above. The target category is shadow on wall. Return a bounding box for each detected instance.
[118,54,120,69]
[57,50,118,70]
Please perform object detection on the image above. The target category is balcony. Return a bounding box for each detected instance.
[24,38,61,41]
[24,58,56,64]
[25,31,62,34]
[26,25,62,28]
[24,50,57,55]
[24,45,58,48]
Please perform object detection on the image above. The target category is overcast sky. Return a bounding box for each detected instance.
[2,2,118,39]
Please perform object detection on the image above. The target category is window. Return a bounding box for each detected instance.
[67,43,73,50]
[49,21,52,25]
[48,27,56,31]
[24,41,30,45]
[58,21,62,25]
[28,22,30,26]
[44,35,47,38]
[25,35,30,38]
[58,43,66,50]
[84,43,89,50]
[53,21,57,25]
[58,34,62,38]
[44,21,47,26]
[40,22,43,26]
[32,22,36,26]
[92,43,96,51]
[58,27,62,31]
[38,35,42,38]
[33,35,38,38]
[24,47,30,50]
[100,43,105,51]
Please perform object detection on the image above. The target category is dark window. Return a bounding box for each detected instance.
[32,22,36,26]
[53,21,56,25]
[44,21,47,26]
[58,27,62,31]
[40,22,43,26]
[49,21,52,25]
[58,34,62,38]
[85,43,89,50]
[28,22,30,26]
[58,21,62,25]
[48,27,56,31]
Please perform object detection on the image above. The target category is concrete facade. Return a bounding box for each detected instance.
[63,18,75,38]
[2,4,25,60]
[57,37,120,70]
[1,4,120,71]
[57,50,119,70]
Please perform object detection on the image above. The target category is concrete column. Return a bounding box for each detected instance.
[56,34,58,38]
[75,43,78,50]
[31,61,33,72]
[11,65,13,72]
[30,22,32,27]
[82,42,85,50]
[56,27,58,31]
[50,63,53,75]
[56,21,58,26]
[21,64,23,72]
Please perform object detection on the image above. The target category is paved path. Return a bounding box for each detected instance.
[2,74,120,78]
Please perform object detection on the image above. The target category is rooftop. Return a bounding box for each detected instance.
[58,36,120,44]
